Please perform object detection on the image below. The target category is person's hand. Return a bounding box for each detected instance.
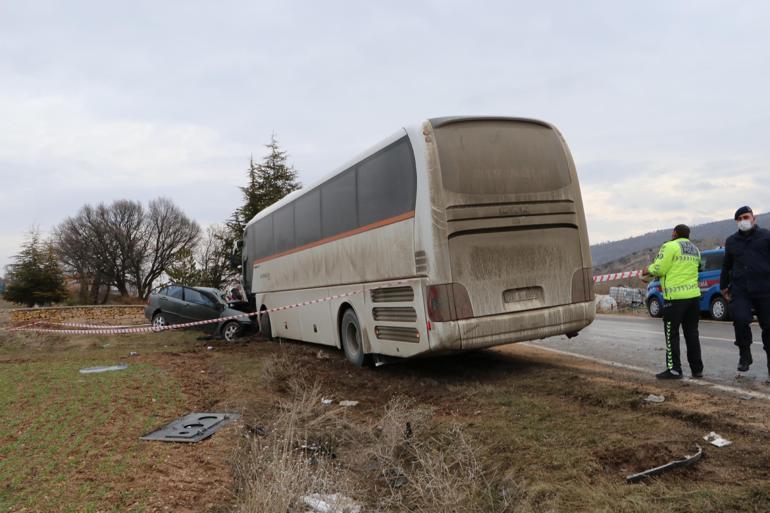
[642,266,650,276]
[721,289,730,302]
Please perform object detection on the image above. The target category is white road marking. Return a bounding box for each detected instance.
[520,342,770,402]
[588,326,735,342]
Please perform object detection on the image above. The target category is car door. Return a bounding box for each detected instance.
[159,285,187,324]
[180,288,221,328]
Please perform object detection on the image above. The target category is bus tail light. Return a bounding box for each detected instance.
[426,283,473,322]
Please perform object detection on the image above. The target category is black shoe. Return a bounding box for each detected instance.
[738,348,753,372]
[656,369,683,380]
[692,371,703,378]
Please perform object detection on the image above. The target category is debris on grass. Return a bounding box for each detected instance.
[321,398,333,405]
[141,412,240,443]
[79,363,128,374]
[644,394,665,403]
[302,493,361,513]
[704,431,732,447]
[339,400,359,407]
[626,445,703,483]
[245,424,267,437]
[128,351,139,357]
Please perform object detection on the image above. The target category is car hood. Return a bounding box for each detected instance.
[222,307,254,324]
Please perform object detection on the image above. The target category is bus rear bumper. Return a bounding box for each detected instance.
[429,301,596,352]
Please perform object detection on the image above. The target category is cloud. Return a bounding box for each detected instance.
[580,157,770,244]
[2,0,770,270]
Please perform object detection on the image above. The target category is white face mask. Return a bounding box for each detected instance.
[737,219,753,232]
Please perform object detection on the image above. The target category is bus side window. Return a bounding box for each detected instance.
[357,138,416,226]
[295,189,321,246]
[322,169,357,237]
[273,204,295,253]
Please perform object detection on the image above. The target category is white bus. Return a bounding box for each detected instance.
[241,117,595,365]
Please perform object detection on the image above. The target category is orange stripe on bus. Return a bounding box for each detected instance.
[252,210,416,266]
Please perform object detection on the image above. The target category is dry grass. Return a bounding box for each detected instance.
[235,353,514,513]
[233,379,356,513]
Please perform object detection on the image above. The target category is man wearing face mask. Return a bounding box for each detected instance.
[720,206,770,375]
[644,224,704,379]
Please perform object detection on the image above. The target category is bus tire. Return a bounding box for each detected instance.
[259,309,273,340]
[340,308,368,367]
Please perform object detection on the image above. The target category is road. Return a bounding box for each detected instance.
[528,314,770,392]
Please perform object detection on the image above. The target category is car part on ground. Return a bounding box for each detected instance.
[704,432,732,447]
[626,445,702,483]
[79,363,128,374]
[141,412,240,443]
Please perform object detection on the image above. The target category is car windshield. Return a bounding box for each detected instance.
[193,288,226,304]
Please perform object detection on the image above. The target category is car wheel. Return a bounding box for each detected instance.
[710,296,729,321]
[647,297,662,318]
[258,310,273,340]
[152,312,168,329]
[340,308,369,367]
[222,321,241,342]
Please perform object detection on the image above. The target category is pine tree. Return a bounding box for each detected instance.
[231,134,301,239]
[4,230,69,307]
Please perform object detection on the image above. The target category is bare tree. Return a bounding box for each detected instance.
[55,206,114,303]
[54,198,199,302]
[197,224,234,289]
[132,198,200,298]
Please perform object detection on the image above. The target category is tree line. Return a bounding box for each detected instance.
[3,135,301,306]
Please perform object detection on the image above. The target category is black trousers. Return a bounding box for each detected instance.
[661,298,703,374]
[729,294,770,352]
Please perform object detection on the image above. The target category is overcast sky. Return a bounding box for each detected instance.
[1,1,769,270]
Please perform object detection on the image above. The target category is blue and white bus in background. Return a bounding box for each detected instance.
[645,248,727,321]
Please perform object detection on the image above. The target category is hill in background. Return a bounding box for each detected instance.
[590,212,770,267]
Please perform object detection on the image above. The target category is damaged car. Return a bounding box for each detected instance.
[144,284,254,341]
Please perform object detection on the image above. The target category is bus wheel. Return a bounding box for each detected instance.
[340,309,368,367]
[259,309,273,340]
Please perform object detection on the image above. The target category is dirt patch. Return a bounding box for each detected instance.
[596,440,700,476]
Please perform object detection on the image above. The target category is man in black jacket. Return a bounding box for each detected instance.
[720,206,770,375]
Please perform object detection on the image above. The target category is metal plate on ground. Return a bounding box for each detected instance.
[141,412,240,443]
[79,363,128,374]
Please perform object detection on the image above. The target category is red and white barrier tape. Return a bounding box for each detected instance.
[44,321,153,329]
[592,269,644,283]
[5,280,408,335]
[3,272,643,335]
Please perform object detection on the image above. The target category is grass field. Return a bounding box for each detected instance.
[1,307,770,512]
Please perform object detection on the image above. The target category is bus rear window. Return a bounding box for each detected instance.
[434,120,571,195]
